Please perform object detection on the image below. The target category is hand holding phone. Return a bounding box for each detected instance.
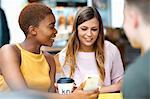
[83,76,99,92]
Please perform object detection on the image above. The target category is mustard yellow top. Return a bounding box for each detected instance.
[0,75,10,92]
[0,44,51,92]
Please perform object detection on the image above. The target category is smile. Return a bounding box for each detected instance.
[85,38,93,42]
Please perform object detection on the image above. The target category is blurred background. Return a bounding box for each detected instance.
[0,0,141,68]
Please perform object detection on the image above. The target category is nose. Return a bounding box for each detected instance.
[87,29,92,36]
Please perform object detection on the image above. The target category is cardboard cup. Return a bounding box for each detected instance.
[57,77,74,95]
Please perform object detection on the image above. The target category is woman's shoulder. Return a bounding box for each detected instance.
[43,51,54,61]
[0,44,19,55]
[104,40,120,58]
[0,44,21,67]
[104,40,118,51]
[57,47,67,59]
[54,47,67,67]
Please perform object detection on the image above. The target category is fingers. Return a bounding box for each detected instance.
[84,90,97,96]
[89,93,99,99]
[77,81,86,90]
[73,81,99,99]
[81,91,99,99]
[72,86,77,92]
[68,93,90,99]
[73,90,85,94]
[54,83,58,88]
[73,89,99,99]
[54,83,58,93]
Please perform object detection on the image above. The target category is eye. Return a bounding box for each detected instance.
[49,24,55,29]
[81,27,87,31]
[92,28,98,31]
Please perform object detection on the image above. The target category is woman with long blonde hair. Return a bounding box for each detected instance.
[55,6,124,93]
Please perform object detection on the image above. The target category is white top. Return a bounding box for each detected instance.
[56,40,124,87]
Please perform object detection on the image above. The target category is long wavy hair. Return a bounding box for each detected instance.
[64,6,105,82]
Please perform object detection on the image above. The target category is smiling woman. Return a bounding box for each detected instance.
[0,2,57,92]
[54,6,124,94]
[77,17,99,51]
[0,3,94,99]
[34,14,57,47]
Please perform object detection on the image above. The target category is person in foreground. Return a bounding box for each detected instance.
[0,3,97,99]
[54,6,124,93]
[123,0,150,98]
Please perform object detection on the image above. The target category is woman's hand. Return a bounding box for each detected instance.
[98,80,122,93]
[73,82,99,99]
[73,89,99,99]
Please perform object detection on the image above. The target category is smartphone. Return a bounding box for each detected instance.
[83,76,99,92]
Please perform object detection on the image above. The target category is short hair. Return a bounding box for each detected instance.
[28,0,41,3]
[18,3,52,36]
[126,0,150,23]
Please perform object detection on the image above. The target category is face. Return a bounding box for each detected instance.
[123,4,141,48]
[36,14,57,46]
[78,17,99,50]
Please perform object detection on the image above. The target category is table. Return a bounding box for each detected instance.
[98,93,123,99]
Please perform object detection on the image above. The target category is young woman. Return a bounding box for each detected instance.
[55,6,124,93]
[0,3,97,99]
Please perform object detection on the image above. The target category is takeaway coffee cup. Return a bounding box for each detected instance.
[57,77,75,95]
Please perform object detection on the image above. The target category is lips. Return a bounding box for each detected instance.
[50,34,56,40]
[85,38,93,42]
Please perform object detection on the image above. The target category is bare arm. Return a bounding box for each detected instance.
[103,44,124,93]
[44,52,56,92]
[99,80,123,93]
[11,89,90,99]
[0,44,27,90]
[99,43,124,93]
[0,45,90,99]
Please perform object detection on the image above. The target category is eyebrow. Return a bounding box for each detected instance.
[80,26,98,28]
[80,26,87,28]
